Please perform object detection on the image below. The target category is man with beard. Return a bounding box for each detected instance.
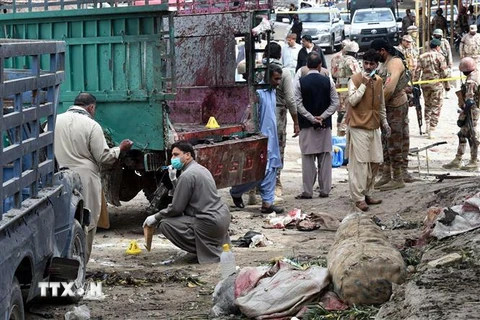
[346,49,390,211]
[370,40,411,190]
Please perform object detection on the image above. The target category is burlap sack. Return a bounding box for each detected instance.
[327,213,406,305]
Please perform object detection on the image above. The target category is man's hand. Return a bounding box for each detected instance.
[168,166,177,181]
[314,116,324,125]
[143,214,159,228]
[293,123,300,136]
[361,74,371,85]
[119,139,134,152]
[382,123,391,138]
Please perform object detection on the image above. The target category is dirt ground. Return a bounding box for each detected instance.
[26,54,480,319]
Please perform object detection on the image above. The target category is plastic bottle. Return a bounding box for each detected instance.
[220,243,236,279]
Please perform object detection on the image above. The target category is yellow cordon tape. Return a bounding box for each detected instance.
[335,76,465,92]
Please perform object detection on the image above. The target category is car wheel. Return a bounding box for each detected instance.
[327,35,335,54]
[9,277,24,320]
[59,220,86,302]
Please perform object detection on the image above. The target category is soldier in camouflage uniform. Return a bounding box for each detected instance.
[395,35,418,76]
[443,57,480,171]
[263,43,299,197]
[330,40,362,136]
[460,25,480,65]
[413,39,450,139]
[371,40,410,190]
[431,8,447,36]
[432,29,453,69]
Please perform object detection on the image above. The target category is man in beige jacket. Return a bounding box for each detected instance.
[55,92,133,262]
[346,49,391,211]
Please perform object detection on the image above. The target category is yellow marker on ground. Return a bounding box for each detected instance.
[126,240,142,255]
[205,116,220,129]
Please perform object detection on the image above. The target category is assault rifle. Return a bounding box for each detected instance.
[412,84,423,135]
[464,99,477,147]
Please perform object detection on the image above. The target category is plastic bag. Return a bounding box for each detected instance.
[64,305,90,320]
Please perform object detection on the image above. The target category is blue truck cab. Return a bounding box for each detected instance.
[0,40,89,319]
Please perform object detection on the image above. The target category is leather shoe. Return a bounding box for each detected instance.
[295,193,312,199]
[319,192,329,198]
[261,205,284,214]
[355,201,369,211]
[365,196,382,205]
[232,196,245,208]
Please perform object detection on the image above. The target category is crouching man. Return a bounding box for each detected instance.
[143,141,231,263]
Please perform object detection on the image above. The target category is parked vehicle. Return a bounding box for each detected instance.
[349,7,399,51]
[0,39,88,319]
[347,0,396,20]
[341,11,351,37]
[0,0,271,213]
[298,7,345,53]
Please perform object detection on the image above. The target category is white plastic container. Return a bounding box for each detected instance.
[220,244,236,279]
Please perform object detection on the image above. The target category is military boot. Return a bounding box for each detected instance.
[378,168,405,191]
[428,126,435,140]
[374,165,391,189]
[442,156,462,169]
[461,159,478,171]
[403,169,418,183]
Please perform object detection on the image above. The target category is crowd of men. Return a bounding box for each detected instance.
[54,18,480,265]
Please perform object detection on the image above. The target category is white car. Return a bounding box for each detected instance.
[297,7,345,53]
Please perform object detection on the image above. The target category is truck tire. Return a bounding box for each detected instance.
[60,220,86,303]
[9,277,24,320]
[145,183,172,215]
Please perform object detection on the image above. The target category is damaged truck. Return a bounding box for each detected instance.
[0,40,89,319]
[0,0,274,213]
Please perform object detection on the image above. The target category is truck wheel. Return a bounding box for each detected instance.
[146,183,172,215]
[63,220,86,302]
[9,277,24,320]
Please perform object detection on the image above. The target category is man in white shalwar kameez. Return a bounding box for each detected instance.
[55,93,133,262]
[346,50,391,211]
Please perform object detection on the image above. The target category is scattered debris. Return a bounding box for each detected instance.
[303,304,379,320]
[427,253,463,268]
[64,305,90,320]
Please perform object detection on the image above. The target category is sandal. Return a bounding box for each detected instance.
[232,196,245,208]
[295,194,312,199]
[355,201,369,212]
[261,205,284,214]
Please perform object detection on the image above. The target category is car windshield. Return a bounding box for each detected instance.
[430,7,457,16]
[353,10,394,23]
[299,12,330,22]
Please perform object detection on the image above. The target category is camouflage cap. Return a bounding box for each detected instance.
[433,29,443,36]
[430,38,441,47]
[402,35,413,42]
[345,41,359,53]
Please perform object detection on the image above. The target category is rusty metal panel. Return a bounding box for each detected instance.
[194,135,268,189]
[170,87,248,124]
[176,125,244,141]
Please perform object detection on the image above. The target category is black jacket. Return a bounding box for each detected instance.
[295,45,327,72]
